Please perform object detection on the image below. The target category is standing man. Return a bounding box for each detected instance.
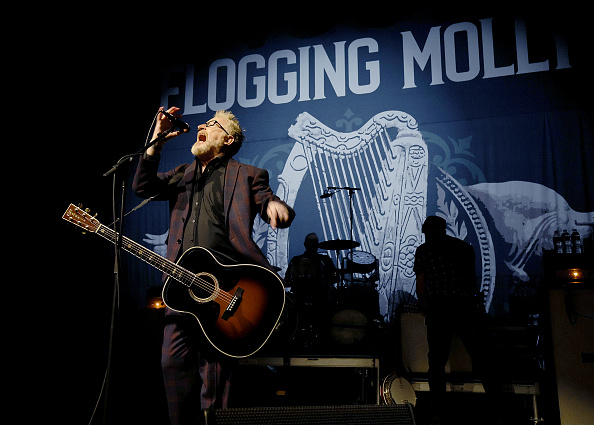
[133,106,295,425]
[414,216,495,424]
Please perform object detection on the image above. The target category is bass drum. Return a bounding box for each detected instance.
[380,373,416,406]
[328,309,368,345]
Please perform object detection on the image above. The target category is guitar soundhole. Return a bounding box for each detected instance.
[188,272,219,303]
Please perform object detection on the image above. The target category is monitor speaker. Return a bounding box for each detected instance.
[205,404,416,425]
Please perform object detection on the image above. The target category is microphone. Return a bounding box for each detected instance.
[160,110,191,131]
[320,190,334,199]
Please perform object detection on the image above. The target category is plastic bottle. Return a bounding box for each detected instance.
[553,230,563,254]
[571,229,583,254]
[562,230,572,254]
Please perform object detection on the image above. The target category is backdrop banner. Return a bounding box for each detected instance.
[124,15,592,321]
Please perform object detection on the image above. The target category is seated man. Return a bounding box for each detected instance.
[285,233,337,345]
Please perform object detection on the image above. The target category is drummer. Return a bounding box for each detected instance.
[285,233,338,341]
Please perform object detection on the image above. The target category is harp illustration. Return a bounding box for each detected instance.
[269,111,428,320]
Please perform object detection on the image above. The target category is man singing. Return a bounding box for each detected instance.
[133,106,295,425]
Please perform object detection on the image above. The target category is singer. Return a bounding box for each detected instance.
[133,106,295,425]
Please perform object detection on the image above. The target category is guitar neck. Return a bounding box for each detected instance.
[95,224,188,285]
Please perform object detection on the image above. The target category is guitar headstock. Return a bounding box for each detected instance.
[63,204,100,233]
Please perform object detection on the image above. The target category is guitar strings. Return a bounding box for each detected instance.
[98,225,235,304]
[65,208,235,305]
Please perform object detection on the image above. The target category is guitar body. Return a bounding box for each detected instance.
[162,247,286,358]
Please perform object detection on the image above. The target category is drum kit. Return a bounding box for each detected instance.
[285,236,381,349]
[280,186,385,349]
[282,237,417,406]
[270,188,417,407]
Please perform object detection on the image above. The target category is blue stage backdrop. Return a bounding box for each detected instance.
[124,15,592,321]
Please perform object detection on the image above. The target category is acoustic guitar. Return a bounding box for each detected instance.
[62,203,286,358]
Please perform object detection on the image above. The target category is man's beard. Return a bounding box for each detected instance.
[191,136,224,161]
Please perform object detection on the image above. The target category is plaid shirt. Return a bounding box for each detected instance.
[413,235,476,298]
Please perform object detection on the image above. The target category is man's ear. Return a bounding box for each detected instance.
[224,135,235,146]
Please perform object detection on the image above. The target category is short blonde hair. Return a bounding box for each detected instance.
[215,110,245,155]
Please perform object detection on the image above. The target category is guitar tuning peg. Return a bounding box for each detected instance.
[85,208,90,213]
[77,203,83,208]
[93,213,98,218]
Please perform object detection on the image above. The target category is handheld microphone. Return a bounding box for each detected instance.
[160,110,191,131]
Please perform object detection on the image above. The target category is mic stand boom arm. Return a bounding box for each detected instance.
[102,127,178,177]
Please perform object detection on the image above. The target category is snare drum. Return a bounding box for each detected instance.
[380,373,416,406]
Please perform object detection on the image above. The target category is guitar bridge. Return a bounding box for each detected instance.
[221,287,243,321]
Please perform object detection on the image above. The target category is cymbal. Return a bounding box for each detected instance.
[318,239,360,250]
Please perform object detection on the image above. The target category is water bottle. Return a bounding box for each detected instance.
[553,230,563,254]
[562,230,572,254]
[571,229,583,254]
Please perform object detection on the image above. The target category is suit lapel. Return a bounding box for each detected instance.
[224,158,240,222]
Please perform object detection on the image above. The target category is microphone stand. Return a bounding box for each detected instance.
[103,127,178,177]
[322,186,361,287]
[344,187,359,288]
[99,126,178,425]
